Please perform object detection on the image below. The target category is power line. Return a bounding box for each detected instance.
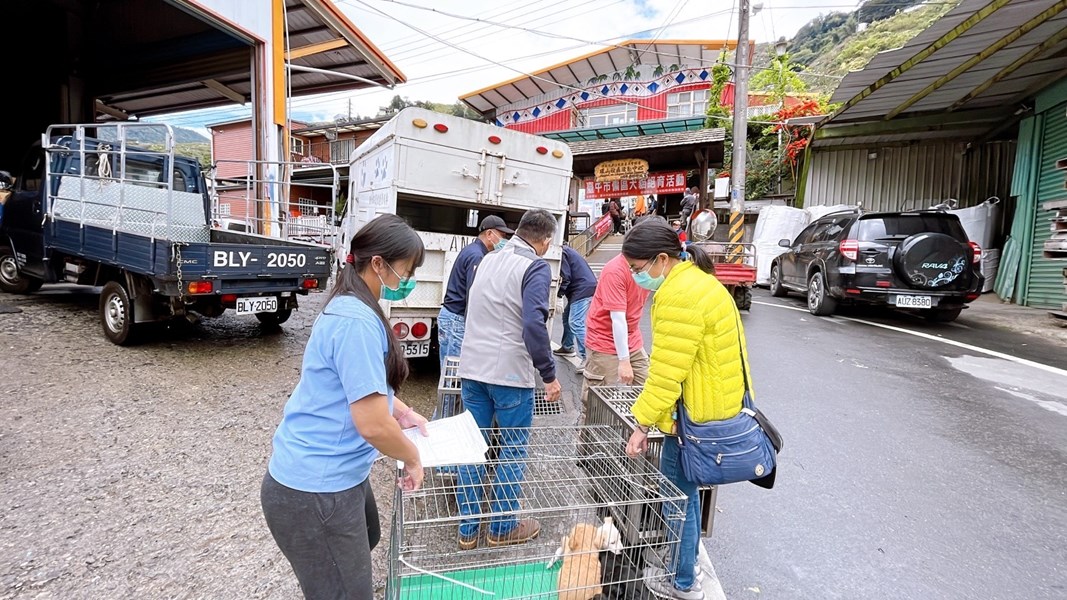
[346,0,578,63]
[632,0,690,63]
[153,3,847,128]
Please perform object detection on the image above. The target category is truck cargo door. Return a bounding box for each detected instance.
[396,143,490,205]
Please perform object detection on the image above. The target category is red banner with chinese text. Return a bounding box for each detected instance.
[582,171,687,199]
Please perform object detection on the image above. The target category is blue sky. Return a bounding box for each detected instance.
[153,0,865,133]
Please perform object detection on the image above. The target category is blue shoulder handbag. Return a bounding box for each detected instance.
[675,317,782,488]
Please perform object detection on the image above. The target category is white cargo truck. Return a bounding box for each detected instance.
[338,107,574,359]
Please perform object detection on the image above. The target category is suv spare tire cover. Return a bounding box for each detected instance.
[893,232,969,289]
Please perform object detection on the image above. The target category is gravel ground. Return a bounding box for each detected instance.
[3,282,1063,600]
[0,287,441,599]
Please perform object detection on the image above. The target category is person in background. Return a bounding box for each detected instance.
[456,209,562,550]
[437,214,514,368]
[634,195,647,219]
[647,194,658,218]
[672,219,687,243]
[581,245,652,394]
[553,244,598,371]
[680,187,697,229]
[601,198,611,216]
[0,171,14,229]
[609,198,623,234]
[621,219,751,600]
[261,214,430,600]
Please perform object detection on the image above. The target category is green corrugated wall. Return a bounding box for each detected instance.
[1023,96,1067,310]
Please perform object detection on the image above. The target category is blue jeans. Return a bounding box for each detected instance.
[660,435,701,591]
[456,380,534,537]
[560,300,573,350]
[565,297,591,359]
[437,308,465,369]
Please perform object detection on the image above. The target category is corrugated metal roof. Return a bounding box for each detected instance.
[543,117,706,142]
[92,0,404,120]
[815,0,1067,148]
[568,127,726,156]
[459,40,744,118]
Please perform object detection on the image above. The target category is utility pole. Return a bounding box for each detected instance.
[729,0,751,262]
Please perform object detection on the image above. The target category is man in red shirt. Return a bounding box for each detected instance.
[582,253,651,392]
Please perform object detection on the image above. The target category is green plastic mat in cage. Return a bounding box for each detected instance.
[399,560,560,599]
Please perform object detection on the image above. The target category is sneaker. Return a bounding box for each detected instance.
[643,567,704,600]
[576,358,586,374]
[486,519,540,547]
[458,530,479,550]
[553,346,576,356]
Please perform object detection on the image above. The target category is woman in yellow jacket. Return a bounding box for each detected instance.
[622,219,753,600]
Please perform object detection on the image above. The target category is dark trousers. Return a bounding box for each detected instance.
[261,472,380,600]
[611,215,622,233]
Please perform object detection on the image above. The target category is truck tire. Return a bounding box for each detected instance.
[733,285,753,311]
[0,246,43,294]
[255,307,292,327]
[100,281,142,345]
[807,271,837,316]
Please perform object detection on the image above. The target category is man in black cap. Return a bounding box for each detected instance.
[437,214,514,371]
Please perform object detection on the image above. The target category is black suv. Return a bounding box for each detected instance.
[768,209,983,322]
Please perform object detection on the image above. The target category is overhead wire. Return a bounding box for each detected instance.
[632,0,690,63]
[348,0,771,124]
[154,2,850,128]
[363,0,541,53]
[346,0,574,63]
[365,0,628,69]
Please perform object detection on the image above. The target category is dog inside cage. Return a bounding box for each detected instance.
[386,425,688,599]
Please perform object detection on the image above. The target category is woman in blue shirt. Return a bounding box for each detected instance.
[261,214,428,599]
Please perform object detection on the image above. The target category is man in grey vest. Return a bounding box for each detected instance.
[455,209,561,550]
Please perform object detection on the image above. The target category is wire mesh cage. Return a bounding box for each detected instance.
[584,386,719,538]
[386,425,688,600]
[437,356,563,421]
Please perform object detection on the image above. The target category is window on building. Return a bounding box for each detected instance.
[291,137,305,156]
[330,139,355,164]
[667,89,710,118]
[580,104,637,127]
[297,197,318,216]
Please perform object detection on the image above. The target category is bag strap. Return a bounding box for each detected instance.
[734,310,753,410]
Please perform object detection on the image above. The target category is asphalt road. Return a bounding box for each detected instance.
[5,280,1062,599]
[687,289,1066,600]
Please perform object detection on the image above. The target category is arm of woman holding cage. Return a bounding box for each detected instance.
[625,299,702,458]
[351,396,424,491]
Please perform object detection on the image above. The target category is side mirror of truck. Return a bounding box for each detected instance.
[778,239,791,248]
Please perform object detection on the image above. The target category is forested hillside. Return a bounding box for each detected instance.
[755,0,961,96]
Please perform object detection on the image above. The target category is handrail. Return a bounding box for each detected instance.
[569,213,614,257]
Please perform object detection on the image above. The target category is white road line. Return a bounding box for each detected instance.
[753,300,1067,379]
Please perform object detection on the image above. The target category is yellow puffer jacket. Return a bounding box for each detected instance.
[631,261,752,433]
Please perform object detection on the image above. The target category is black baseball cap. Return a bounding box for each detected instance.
[479,215,515,235]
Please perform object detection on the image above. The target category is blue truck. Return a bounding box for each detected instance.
[0,124,333,344]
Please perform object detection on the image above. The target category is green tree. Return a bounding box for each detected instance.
[704,51,733,130]
[749,53,808,105]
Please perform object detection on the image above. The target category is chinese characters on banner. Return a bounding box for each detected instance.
[583,170,688,199]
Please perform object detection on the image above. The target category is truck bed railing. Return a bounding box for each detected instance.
[44,123,211,243]
[209,159,339,248]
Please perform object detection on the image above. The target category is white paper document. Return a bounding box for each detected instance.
[398,410,489,468]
